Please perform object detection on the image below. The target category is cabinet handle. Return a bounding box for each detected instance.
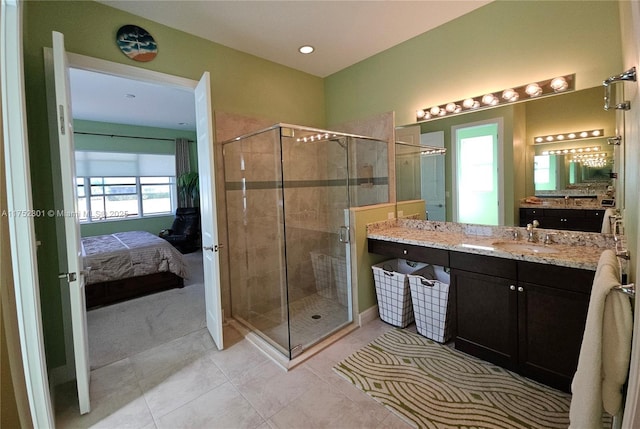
[518,286,524,292]
[510,285,516,291]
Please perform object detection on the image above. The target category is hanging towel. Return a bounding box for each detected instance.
[601,208,617,234]
[602,278,633,414]
[569,249,632,428]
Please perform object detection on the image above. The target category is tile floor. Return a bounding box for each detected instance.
[55,318,413,429]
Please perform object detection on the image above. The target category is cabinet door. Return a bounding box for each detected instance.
[453,269,518,370]
[517,281,589,392]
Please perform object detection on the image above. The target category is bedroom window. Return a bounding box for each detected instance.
[77,176,176,222]
[75,150,177,223]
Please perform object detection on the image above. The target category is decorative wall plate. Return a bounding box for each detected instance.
[116,25,157,62]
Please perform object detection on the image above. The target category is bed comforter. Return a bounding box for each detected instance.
[82,231,189,285]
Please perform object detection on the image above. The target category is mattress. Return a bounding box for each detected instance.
[81,230,188,285]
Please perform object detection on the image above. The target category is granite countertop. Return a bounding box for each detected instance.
[367,219,616,271]
[519,202,607,210]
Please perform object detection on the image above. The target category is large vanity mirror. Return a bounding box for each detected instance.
[395,85,618,231]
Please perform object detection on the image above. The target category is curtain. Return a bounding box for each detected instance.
[175,138,192,207]
[175,137,191,178]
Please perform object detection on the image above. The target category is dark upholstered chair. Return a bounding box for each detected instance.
[159,207,201,253]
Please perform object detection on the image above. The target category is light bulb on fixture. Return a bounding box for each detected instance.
[416,110,426,119]
[482,94,498,105]
[525,83,543,97]
[550,76,569,92]
[502,89,519,102]
[430,106,440,116]
[462,98,475,109]
[445,103,457,113]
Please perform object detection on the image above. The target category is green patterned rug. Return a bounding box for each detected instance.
[334,329,573,429]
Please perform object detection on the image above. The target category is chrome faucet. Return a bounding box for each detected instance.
[527,220,539,242]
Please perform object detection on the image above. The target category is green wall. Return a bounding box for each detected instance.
[23,0,325,368]
[325,1,622,127]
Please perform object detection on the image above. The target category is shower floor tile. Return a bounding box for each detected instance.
[248,293,350,352]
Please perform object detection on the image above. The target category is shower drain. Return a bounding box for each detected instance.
[311,314,322,320]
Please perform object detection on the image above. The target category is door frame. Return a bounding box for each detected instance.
[45,51,221,382]
[1,0,55,426]
[451,118,504,226]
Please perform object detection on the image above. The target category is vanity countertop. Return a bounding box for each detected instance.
[519,202,608,210]
[367,219,616,271]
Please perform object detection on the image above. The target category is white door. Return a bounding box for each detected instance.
[52,31,90,414]
[195,72,224,350]
[452,121,503,226]
[421,131,446,221]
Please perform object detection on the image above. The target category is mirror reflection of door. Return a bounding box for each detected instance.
[420,131,445,221]
[453,121,503,225]
[395,125,421,201]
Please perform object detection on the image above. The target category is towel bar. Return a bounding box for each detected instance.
[613,283,635,298]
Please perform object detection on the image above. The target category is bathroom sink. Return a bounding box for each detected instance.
[491,241,560,255]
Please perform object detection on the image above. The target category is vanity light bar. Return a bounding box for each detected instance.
[570,153,610,167]
[534,129,604,144]
[420,148,447,156]
[416,74,575,122]
[296,133,336,143]
[542,146,601,155]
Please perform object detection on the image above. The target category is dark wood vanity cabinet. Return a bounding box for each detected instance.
[451,252,594,392]
[367,238,595,392]
[367,238,449,266]
[519,207,605,232]
[452,263,518,371]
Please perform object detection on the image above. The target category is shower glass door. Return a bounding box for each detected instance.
[223,127,290,354]
[280,128,352,357]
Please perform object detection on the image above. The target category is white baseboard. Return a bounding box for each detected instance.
[358,305,379,326]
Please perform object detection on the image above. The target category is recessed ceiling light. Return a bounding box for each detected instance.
[299,45,314,54]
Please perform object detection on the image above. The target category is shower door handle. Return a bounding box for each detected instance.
[338,226,350,244]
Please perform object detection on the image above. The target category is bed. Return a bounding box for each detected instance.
[82,230,189,308]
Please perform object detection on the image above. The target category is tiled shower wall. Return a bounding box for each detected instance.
[224,126,389,334]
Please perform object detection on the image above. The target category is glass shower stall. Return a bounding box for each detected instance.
[222,124,388,360]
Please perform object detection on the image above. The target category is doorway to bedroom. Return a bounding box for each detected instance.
[62,60,206,369]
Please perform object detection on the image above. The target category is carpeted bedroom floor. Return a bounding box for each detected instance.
[87,251,205,370]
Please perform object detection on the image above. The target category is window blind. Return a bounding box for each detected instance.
[75,151,176,177]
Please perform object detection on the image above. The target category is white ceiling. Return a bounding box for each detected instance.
[70,68,197,130]
[71,0,491,131]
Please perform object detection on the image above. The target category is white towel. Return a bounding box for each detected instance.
[569,249,632,428]
[601,208,617,234]
[602,281,633,414]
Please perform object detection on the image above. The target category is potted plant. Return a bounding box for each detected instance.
[177,171,199,207]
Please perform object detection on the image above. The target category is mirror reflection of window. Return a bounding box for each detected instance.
[534,155,555,190]
[454,122,500,226]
